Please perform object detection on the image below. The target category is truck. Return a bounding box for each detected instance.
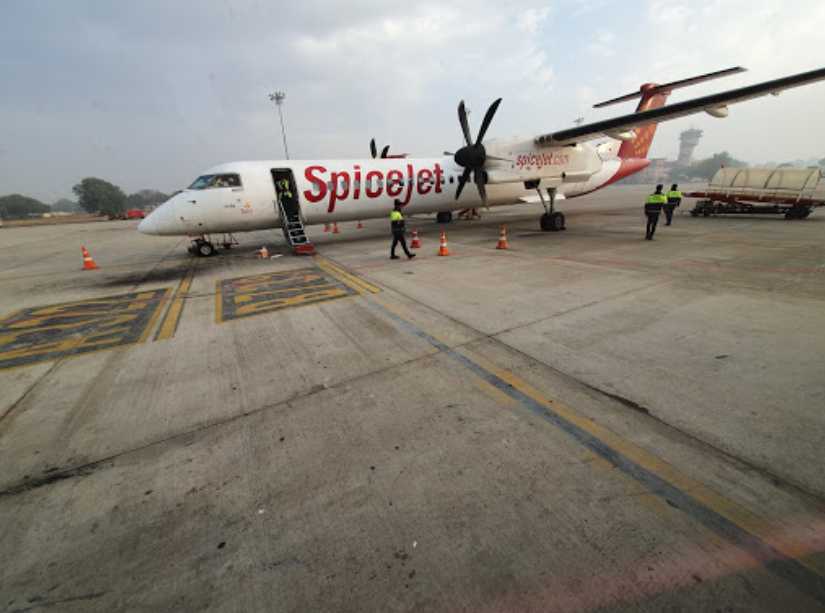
[686,167,824,219]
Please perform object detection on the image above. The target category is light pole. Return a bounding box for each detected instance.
[268,91,290,159]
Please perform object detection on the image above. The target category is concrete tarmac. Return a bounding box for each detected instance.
[1,185,825,612]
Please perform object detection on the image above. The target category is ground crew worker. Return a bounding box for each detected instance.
[664,183,682,226]
[389,201,416,260]
[644,184,667,240]
[276,178,292,199]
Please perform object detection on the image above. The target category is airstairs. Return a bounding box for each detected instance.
[278,201,315,255]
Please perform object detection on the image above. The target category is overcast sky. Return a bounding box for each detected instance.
[2,0,824,202]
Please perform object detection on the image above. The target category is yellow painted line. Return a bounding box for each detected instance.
[139,288,171,343]
[458,345,825,577]
[473,376,520,408]
[316,259,373,294]
[372,294,825,580]
[315,256,381,294]
[155,265,196,341]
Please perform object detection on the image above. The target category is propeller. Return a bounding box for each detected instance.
[451,98,502,205]
[369,138,393,159]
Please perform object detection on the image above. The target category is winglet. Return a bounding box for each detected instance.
[593,66,747,108]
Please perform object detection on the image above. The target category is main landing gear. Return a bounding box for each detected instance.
[535,185,565,232]
[436,211,453,223]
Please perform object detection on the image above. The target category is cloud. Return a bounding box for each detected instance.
[0,0,823,201]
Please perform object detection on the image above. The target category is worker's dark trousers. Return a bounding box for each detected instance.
[663,204,676,225]
[391,232,412,257]
[645,212,660,240]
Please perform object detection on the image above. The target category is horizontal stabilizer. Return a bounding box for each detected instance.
[536,66,825,147]
[593,66,747,108]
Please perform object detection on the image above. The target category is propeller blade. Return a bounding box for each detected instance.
[458,100,473,147]
[455,167,472,200]
[474,170,487,206]
[370,138,378,159]
[443,151,454,156]
[486,155,513,163]
[381,145,390,158]
[476,98,502,144]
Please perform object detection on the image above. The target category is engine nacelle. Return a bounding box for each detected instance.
[705,105,729,118]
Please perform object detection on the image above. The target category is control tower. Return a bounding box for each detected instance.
[677,128,703,165]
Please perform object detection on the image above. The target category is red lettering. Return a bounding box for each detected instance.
[417,168,432,195]
[433,163,443,193]
[365,170,382,198]
[303,165,327,203]
[353,165,361,200]
[386,169,403,198]
[398,164,414,206]
[328,171,350,213]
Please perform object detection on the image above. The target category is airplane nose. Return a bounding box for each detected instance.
[138,201,175,235]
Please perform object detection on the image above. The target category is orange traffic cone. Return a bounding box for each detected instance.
[333,222,340,234]
[356,220,364,230]
[323,223,330,233]
[258,245,269,259]
[496,225,509,250]
[81,246,99,270]
[438,231,450,256]
[410,229,421,249]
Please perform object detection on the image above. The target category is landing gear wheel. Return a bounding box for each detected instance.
[436,211,453,224]
[540,212,565,232]
[785,207,810,220]
[195,240,215,257]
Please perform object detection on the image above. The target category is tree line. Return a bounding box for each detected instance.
[0,177,170,220]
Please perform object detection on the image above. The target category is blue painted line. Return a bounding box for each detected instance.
[369,299,825,604]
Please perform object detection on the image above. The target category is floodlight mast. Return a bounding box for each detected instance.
[268,91,290,160]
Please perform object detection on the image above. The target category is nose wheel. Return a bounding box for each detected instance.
[190,238,215,257]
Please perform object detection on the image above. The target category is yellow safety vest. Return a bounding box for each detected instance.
[389,210,403,221]
[667,190,683,200]
[646,193,668,204]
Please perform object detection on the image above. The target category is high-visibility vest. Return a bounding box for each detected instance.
[667,190,683,201]
[646,193,667,204]
[390,209,405,232]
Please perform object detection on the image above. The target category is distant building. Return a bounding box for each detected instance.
[677,128,703,166]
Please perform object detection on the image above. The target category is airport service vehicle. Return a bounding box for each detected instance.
[126,209,146,220]
[138,66,825,256]
[687,167,824,219]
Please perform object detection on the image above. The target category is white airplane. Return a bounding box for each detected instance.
[139,66,825,256]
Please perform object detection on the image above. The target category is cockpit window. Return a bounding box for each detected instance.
[188,173,242,190]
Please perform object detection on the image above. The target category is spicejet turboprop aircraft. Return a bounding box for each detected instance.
[139,66,825,256]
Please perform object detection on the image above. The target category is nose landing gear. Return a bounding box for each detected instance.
[189,237,215,257]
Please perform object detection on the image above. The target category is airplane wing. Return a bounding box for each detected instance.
[535,66,825,147]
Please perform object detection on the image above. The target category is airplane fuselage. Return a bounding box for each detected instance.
[138,138,645,237]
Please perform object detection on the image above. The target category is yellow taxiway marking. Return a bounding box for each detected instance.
[0,289,169,370]
[370,294,825,587]
[155,264,197,341]
[314,256,381,295]
[215,267,355,322]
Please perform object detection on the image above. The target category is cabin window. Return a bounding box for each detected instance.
[188,173,242,190]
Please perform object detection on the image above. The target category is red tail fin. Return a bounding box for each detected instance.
[617,84,669,159]
[592,67,746,160]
